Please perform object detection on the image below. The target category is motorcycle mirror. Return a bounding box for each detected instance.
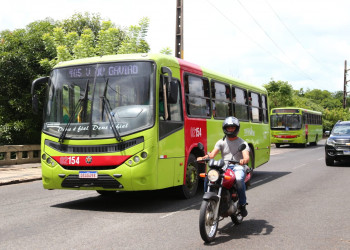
[238,144,246,151]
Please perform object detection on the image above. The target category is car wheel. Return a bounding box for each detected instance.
[325,154,334,166]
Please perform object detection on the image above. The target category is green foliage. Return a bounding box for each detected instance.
[0,12,150,145]
[0,19,55,145]
[160,47,173,55]
[40,14,149,68]
[264,79,350,132]
[263,80,294,109]
[118,17,150,54]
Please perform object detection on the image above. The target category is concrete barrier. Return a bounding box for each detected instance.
[0,145,41,165]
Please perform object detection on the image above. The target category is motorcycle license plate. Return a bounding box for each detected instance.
[343,151,350,155]
[79,171,98,179]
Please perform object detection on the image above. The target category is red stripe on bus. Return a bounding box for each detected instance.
[52,155,132,167]
[273,135,298,138]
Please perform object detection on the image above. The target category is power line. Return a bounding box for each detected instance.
[205,0,290,69]
[265,0,327,71]
[236,0,314,81]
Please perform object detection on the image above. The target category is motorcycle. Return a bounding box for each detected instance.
[197,143,252,243]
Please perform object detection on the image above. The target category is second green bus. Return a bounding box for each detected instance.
[270,107,323,148]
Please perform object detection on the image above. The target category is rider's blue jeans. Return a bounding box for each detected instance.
[204,164,247,205]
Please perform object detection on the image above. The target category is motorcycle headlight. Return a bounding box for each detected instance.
[326,138,335,146]
[207,169,219,182]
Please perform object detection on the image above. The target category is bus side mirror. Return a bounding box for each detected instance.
[167,81,178,104]
[197,142,205,153]
[31,76,49,114]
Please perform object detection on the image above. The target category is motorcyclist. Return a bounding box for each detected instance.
[198,116,250,217]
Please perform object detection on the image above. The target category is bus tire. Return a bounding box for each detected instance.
[176,153,199,199]
[246,147,255,188]
[275,143,280,148]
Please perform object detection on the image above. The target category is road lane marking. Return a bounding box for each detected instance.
[293,163,306,169]
[251,176,273,186]
[160,202,201,219]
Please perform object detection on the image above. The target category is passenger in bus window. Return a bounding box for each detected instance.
[197,116,250,217]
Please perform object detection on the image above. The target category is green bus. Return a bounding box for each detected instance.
[31,53,270,198]
[270,107,323,148]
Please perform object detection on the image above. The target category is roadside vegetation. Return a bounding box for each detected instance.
[0,13,347,144]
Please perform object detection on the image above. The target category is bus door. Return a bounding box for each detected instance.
[158,73,184,188]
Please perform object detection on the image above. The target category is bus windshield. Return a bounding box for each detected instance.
[270,114,301,130]
[43,61,155,139]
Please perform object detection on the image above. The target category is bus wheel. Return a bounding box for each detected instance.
[246,147,255,188]
[177,154,199,199]
[275,144,280,148]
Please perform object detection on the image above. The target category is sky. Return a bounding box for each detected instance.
[1,0,350,93]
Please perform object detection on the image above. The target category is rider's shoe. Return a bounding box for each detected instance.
[239,203,248,217]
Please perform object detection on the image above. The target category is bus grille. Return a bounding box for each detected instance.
[45,137,144,154]
[61,175,123,189]
[61,166,117,170]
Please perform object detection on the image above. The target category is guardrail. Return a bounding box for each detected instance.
[0,145,41,165]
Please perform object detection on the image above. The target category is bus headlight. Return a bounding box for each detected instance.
[207,169,219,182]
[141,152,148,159]
[134,156,140,163]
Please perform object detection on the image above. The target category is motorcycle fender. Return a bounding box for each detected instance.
[202,192,219,202]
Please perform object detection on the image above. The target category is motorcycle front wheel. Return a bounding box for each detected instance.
[199,200,219,243]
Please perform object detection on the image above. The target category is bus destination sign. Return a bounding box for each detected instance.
[66,64,139,79]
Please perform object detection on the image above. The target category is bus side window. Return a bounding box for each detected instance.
[159,78,183,140]
[159,76,182,122]
[261,94,268,123]
[184,74,210,118]
[211,81,231,119]
[249,92,260,123]
[232,87,249,121]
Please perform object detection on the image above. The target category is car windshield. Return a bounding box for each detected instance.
[270,114,301,130]
[43,61,155,139]
[332,124,350,135]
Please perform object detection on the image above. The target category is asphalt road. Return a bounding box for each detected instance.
[1,140,349,249]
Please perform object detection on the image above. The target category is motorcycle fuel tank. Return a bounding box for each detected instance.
[222,168,235,189]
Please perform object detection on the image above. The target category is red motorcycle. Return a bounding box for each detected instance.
[197,143,252,243]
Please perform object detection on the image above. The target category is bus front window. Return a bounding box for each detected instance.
[270,114,301,130]
[43,61,155,139]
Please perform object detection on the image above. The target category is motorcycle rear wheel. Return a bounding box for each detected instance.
[199,200,219,243]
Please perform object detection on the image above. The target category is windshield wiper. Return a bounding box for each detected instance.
[101,79,122,142]
[59,80,89,144]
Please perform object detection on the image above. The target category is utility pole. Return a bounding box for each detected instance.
[175,0,184,59]
[344,60,350,108]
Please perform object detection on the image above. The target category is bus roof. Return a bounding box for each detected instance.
[54,53,267,93]
[271,107,322,115]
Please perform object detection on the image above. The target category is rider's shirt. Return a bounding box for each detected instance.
[214,137,250,162]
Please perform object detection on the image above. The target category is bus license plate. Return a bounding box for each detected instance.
[79,171,98,179]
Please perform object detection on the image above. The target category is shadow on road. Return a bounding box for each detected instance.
[51,170,291,213]
[248,170,291,189]
[202,219,274,246]
[51,184,204,213]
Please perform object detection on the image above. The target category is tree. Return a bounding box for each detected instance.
[0,19,56,144]
[263,80,294,109]
[0,12,151,145]
[40,14,149,68]
[160,47,173,55]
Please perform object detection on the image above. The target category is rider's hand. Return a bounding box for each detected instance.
[197,155,208,161]
[240,159,248,165]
